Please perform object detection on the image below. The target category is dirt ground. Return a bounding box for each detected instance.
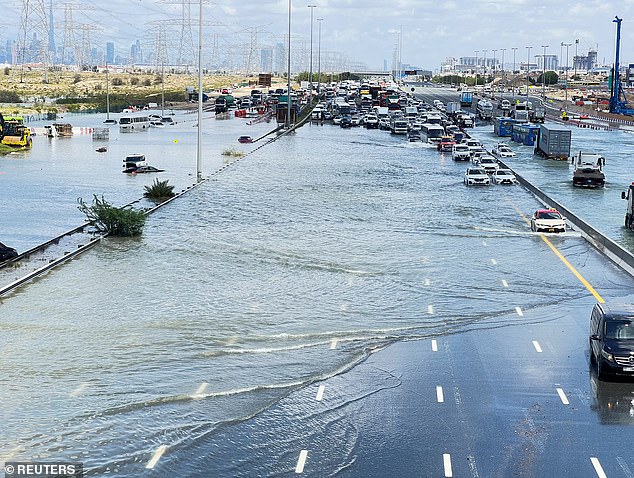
[0,67,288,115]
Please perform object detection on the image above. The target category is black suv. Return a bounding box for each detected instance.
[590,302,634,380]
[0,241,18,261]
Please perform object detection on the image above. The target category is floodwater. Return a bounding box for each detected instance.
[1,104,634,476]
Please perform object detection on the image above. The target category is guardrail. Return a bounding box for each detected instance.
[499,159,634,277]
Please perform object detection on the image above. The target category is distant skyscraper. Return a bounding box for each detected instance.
[130,40,142,64]
[260,49,272,73]
[106,42,115,65]
[274,42,285,75]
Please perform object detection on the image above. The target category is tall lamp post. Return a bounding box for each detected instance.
[196,0,203,181]
[286,0,292,128]
[501,48,506,74]
[511,47,517,100]
[317,17,323,96]
[492,49,498,100]
[563,42,571,112]
[307,4,316,102]
[526,46,532,104]
[574,38,579,80]
[541,44,549,98]
[474,50,479,85]
[483,49,488,83]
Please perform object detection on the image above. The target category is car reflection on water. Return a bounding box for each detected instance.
[590,373,634,424]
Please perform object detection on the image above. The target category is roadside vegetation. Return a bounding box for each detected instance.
[221,148,244,157]
[143,179,176,201]
[77,195,146,237]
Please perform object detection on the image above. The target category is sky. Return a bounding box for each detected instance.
[2,0,634,72]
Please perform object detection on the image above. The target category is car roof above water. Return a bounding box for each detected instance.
[596,302,634,320]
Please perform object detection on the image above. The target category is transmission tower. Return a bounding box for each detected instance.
[59,3,98,69]
[17,0,52,79]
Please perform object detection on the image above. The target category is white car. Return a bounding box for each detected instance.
[530,208,566,233]
[492,168,518,185]
[452,144,471,161]
[464,167,491,186]
[477,155,499,173]
[492,144,517,158]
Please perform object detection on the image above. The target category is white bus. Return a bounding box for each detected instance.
[421,123,445,143]
[119,116,150,132]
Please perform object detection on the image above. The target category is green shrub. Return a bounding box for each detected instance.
[143,179,175,200]
[221,148,244,157]
[77,194,146,236]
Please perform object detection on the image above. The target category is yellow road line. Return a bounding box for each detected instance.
[539,234,605,303]
[509,199,605,303]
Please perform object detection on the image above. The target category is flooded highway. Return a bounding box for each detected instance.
[2,91,634,477]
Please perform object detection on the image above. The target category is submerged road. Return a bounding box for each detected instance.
[2,90,634,477]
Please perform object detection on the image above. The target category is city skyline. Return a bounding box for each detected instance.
[1,0,634,72]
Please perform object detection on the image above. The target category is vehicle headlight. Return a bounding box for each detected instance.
[601,349,615,362]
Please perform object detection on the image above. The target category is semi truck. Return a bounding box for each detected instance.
[476,100,493,120]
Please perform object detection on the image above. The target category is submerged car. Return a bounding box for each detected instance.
[0,241,18,261]
[530,208,566,233]
[464,167,491,186]
[492,143,516,158]
[477,155,499,173]
[492,168,518,185]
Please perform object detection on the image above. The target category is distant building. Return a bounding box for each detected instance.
[260,48,272,73]
[574,49,597,72]
[130,40,142,65]
[106,42,115,65]
[274,42,285,75]
[537,54,558,71]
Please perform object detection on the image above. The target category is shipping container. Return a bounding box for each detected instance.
[535,124,571,160]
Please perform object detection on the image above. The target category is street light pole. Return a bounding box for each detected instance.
[574,38,579,80]
[474,50,479,85]
[492,49,498,100]
[541,44,549,99]
[307,4,316,102]
[563,42,571,112]
[483,49,488,82]
[317,17,323,96]
[526,46,532,104]
[511,47,517,101]
[196,0,203,181]
[286,0,292,128]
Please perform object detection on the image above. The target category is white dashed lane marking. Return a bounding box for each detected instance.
[590,457,608,478]
[556,388,570,405]
[315,385,325,402]
[295,450,308,473]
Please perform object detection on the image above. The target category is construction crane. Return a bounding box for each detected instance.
[609,16,634,115]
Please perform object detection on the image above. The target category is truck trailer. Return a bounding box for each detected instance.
[535,124,571,160]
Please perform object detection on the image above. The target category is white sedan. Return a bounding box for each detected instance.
[493,144,517,157]
[478,155,499,173]
[464,167,491,186]
[530,208,566,233]
[492,168,518,185]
